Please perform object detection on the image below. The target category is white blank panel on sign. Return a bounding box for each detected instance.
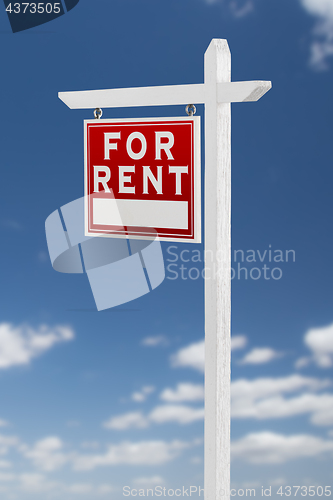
[93,199,189,230]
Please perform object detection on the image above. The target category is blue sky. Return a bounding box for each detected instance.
[0,0,333,498]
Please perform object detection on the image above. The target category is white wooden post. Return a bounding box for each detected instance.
[204,39,231,500]
[58,39,271,500]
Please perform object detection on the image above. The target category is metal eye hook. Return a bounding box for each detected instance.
[94,108,103,119]
[185,104,196,116]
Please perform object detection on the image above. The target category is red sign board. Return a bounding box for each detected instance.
[84,117,201,242]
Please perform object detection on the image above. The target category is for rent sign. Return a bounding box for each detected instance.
[84,117,201,242]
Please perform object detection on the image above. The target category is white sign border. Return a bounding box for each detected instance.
[84,116,201,243]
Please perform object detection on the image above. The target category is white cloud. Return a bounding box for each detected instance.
[149,405,204,425]
[303,323,333,367]
[133,476,165,487]
[234,392,333,423]
[103,412,149,430]
[203,0,254,16]
[171,340,204,372]
[141,335,168,347]
[300,0,333,19]
[23,437,70,472]
[73,440,189,470]
[231,335,248,350]
[0,421,9,428]
[132,386,155,402]
[20,434,190,472]
[294,356,311,369]
[239,347,282,365]
[81,441,100,450]
[0,323,74,369]
[19,473,59,493]
[2,471,114,496]
[104,403,204,429]
[20,476,99,496]
[0,472,15,481]
[171,336,248,373]
[270,478,288,486]
[309,38,333,69]
[299,0,333,69]
[0,434,20,456]
[310,402,333,425]
[0,461,12,469]
[160,383,204,402]
[231,374,333,425]
[229,0,254,18]
[107,374,332,431]
[231,431,333,463]
[231,374,328,400]
[98,484,114,494]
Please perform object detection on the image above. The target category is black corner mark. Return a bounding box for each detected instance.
[64,0,79,12]
[3,0,80,33]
